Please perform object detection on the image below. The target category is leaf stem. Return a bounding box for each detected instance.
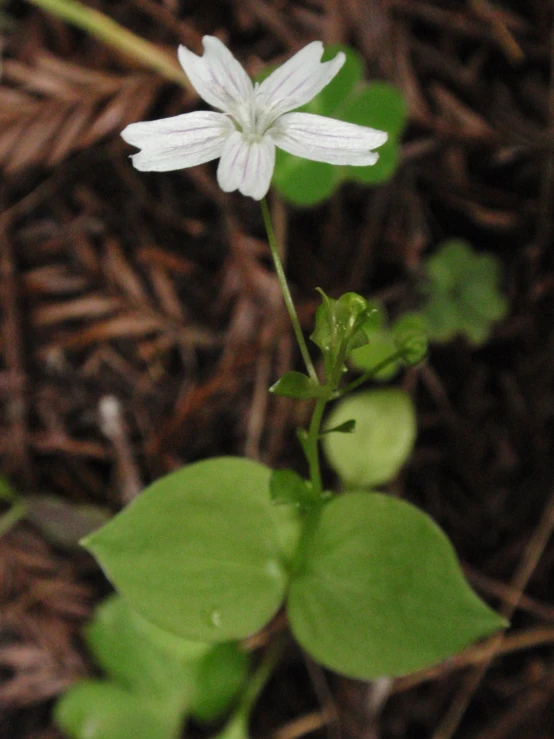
[260,198,318,384]
[25,0,189,88]
[306,397,327,499]
[334,348,405,398]
[0,501,27,538]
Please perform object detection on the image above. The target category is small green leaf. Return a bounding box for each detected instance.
[323,389,416,487]
[426,239,473,290]
[288,492,507,679]
[349,303,401,380]
[311,289,371,381]
[391,312,428,366]
[85,594,203,703]
[190,643,250,723]
[319,419,356,436]
[270,469,313,508]
[54,681,176,739]
[269,371,323,399]
[83,458,293,642]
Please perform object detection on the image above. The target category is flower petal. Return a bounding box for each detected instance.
[121,111,235,172]
[178,36,253,116]
[269,112,388,166]
[255,42,345,127]
[217,131,276,200]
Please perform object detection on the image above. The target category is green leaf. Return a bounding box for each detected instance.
[61,594,248,737]
[268,45,406,206]
[287,492,507,679]
[83,458,294,642]
[0,477,26,538]
[315,45,365,112]
[349,330,400,380]
[272,152,340,207]
[54,681,177,739]
[213,712,250,739]
[269,371,323,399]
[190,643,250,723]
[420,240,509,346]
[346,81,407,136]
[426,239,474,290]
[319,419,356,436]
[270,469,313,509]
[85,594,203,703]
[349,303,401,380]
[323,389,417,487]
[391,312,428,366]
[420,291,462,342]
[310,289,371,381]
[342,83,406,185]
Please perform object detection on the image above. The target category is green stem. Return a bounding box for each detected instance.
[305,397,327,499]
[0,501,27,538]
[260,198,318,384]
[25,0,189,87]
[334,348,405,398]
[219,638,284,737]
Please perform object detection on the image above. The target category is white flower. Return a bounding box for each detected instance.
[121,36,388,201]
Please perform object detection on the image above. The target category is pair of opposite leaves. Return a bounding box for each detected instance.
[84,457,505,680]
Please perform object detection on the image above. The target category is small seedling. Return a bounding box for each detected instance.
[419,239,509,345]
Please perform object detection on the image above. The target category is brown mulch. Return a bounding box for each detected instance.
[1,1,554,738]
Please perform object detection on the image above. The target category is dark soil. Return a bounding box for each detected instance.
[1,1,554,738]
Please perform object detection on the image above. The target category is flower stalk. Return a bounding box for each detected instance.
[260,198,318,384]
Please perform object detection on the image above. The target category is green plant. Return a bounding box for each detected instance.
[419,239,509,344]
[54,594,249,739]
[15,29,506,735]
[83,285,506,681]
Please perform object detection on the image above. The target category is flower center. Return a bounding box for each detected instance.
[233,90,274,139]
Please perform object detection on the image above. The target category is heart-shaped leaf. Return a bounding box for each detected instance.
[83,458,299,642]
[287,492,507,679]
